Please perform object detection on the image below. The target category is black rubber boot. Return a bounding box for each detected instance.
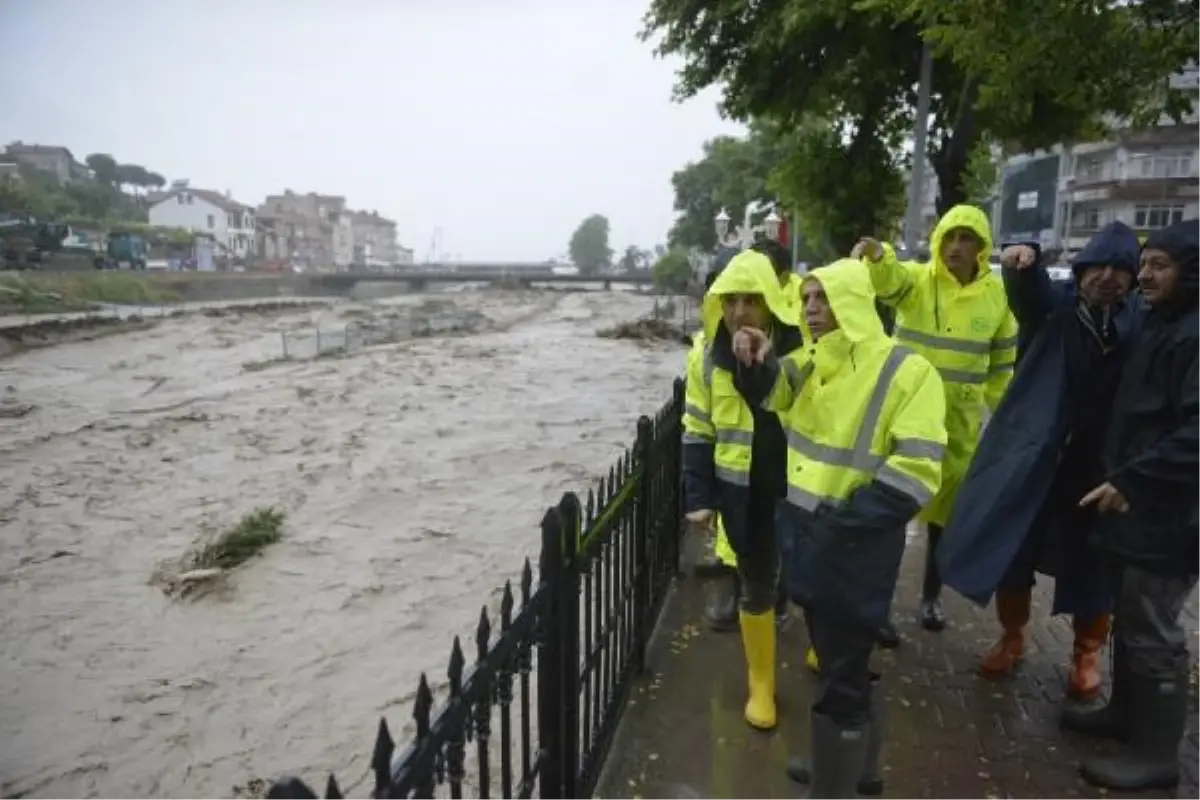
[920,526,946,632]
[875,620,901,649]
[703,568,739,632]
[1062,639,1130,740]
[1080,669,1186,790]
[786,676,884,796]
[804,712,870,799]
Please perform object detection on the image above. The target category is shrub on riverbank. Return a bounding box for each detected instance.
[0,272,183,312]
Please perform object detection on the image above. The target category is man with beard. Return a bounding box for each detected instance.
[1077,219,1198,791]
[936,221,1142,701]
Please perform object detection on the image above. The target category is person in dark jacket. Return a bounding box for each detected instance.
[681,250,804,730]
[937,222,1143,701]
[1076,218,1199,792]
[698,238,799,631]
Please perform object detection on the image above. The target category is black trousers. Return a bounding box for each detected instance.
[806,609,876,728]
[1114,564,1197,680]
[921,523,944,600]
[729,500,780,615]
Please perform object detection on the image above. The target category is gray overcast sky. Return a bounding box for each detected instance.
[0,0,744,261]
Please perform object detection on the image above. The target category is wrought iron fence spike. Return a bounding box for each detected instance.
[413,673,434,740]
[585,488,596,523]
[477,606,492,658]
[520,559,532,603]
[324,774,343,799]
[448,637,465,694]
[266,776,318,799]
[371,717,395,798]
[500,580,514,627]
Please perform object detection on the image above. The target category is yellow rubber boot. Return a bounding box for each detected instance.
[805,646,820,674]
[740,610,777,730]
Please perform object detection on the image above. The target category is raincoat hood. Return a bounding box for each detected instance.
[801,258,885,345]
[930,204,993,281]
[701,250,799,341]
[1143,218,1199,290]
[1071,221,1140,280]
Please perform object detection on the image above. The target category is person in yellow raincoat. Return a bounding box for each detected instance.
[852,205,1018,632]
[699,238,802,633]
[681,249,804,731]
[733,257,947,797]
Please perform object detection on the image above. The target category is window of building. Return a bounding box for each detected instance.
[1134,204,1185,229]
[1074,208,1102,230]
[207,214,215,229]
[1128,153,1195,180]
[177,194,184,204]
[1077,158,1105,183]
[187,194,193,204]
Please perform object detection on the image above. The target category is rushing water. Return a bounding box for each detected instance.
[0,289,684,798]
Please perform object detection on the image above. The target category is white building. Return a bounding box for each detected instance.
[148,180,256,261]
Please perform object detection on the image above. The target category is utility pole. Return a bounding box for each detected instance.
[904,41,934,253]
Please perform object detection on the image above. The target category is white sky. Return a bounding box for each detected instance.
[0,0,744,261]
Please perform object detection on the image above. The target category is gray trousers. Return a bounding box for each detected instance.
[1113,565,1198,680]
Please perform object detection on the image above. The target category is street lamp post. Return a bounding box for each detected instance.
[715,202,778,251]
[715,208,731,244]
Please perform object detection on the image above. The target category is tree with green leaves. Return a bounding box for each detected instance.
[617,244,651,273]
[651,247,693,293]
[643,0,1196,221]
[85,153,119,185]
[568,213,613,275]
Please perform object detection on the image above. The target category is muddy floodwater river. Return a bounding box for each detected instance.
[0,289,684,798]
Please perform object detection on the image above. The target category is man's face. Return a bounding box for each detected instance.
[801,279,837,339]
[1137,247,1181,308]
[939,227,983,274]
[1077,265,1133,308]
[721,292,770,333]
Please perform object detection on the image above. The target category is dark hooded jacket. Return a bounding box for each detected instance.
[938,222,1143,612]
[1091,219,1199,574]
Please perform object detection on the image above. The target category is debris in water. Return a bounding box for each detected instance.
[154,507,286,600]
[596,316,689,344]
[190,507,286,571]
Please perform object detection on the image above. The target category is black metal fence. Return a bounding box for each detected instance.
[269,378,685,800]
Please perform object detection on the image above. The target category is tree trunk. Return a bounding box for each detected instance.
[931,78,982,216]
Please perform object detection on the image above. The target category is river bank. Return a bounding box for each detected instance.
[0,288,685,798]
[0,299,337,360]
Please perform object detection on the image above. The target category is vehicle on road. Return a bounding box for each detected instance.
[93,229,148,271]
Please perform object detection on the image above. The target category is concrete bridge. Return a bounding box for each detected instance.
[309,267,654,292]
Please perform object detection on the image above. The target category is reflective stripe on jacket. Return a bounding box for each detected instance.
[867,204,1017,525]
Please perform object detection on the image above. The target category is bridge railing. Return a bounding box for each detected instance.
[268,379,685,799]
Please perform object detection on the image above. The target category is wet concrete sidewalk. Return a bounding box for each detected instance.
[596,532,1198,799]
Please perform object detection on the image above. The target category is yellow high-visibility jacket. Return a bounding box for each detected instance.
[746,258,948,627]
[866,204,1018,525]
[685,330,738,569]
[681,250,802,562]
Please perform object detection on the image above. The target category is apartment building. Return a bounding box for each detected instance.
[994,68,1200,254]
[258,190,349,271]
[347,210,399,266]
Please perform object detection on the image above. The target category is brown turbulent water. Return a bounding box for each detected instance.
[0,289,684,798]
